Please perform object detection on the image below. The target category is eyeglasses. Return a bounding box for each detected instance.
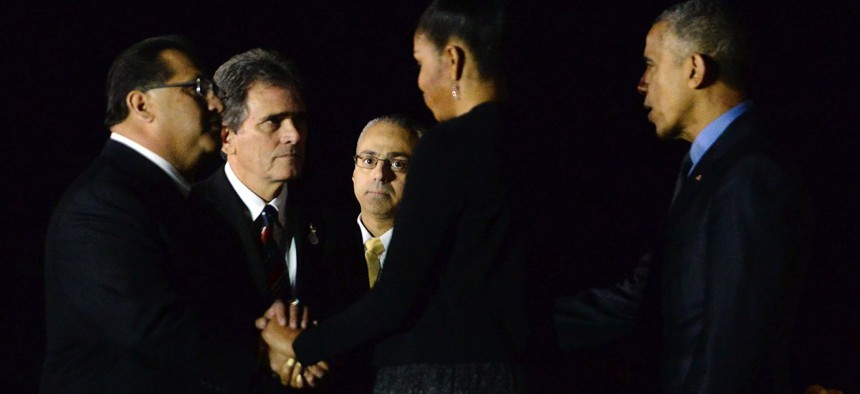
[143,77,218,98]
[353,154,409,173]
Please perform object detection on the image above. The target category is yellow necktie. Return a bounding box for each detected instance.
[364,237,384,289]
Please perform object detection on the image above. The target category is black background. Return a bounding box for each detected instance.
[2,0,858,392]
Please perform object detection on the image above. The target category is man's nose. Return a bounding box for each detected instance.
[279,119,302,145]
[637,74,648,95]
[372,160,394,182]
[207,92,224,113]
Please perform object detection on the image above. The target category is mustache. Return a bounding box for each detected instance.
[366,182,394,194]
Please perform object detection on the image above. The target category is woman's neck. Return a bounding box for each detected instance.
[453,78,506,117]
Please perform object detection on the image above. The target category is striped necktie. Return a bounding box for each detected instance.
[259,205,287,298]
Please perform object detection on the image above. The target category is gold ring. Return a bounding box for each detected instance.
[285,357,296,368]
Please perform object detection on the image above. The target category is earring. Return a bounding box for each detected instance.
[451,82,461,100]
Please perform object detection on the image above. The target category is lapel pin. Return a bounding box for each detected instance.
[308,223,319,245]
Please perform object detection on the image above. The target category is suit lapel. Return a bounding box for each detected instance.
[353,227,371,287]
[667,110,758,223]
[206,168,271,296]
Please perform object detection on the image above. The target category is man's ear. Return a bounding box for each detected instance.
[688,54,712,89]
[126,90,154,122]
[221,126,236,155]
[443,44,466,81]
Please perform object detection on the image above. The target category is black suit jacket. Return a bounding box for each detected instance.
[193,166,343,318]
[195,167,376,393]
[42,140,259,393]
[313,211,370,320]
[294,102,529,368]
[555,109,810,393]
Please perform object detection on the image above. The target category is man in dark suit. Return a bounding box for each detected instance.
[42,36,265,393]
[555,1,810,393]
[193,48,332,389]
[310,115,425,392]
[349,115,423,290]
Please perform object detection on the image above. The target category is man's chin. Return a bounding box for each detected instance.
[654,125,679,141]
[273,169,302,182]
[363,201,394,215]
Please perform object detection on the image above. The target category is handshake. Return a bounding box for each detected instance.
[256,299,329,388]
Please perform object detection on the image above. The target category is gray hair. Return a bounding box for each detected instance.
[656,0,750,88]
[357,114,425,149]
[214,48,304,131]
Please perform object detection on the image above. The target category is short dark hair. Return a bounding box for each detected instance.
[213,49,304,131]
[416,0,507,80]
[104,35,199,128]
[656,0,750,88]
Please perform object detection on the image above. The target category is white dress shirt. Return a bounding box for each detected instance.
[225,162,298,297]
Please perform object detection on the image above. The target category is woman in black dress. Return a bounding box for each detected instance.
[263,1,527,392]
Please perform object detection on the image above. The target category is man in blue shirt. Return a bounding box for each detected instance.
[555,1,810,392]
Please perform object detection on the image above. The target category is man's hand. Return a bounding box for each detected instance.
[258,300,328,387]
[262,323,330,388]
[261,318,299,359]
[256,299,310,329]
[276,357,304,388]
[276,359,329,389]
[261,317,302,387]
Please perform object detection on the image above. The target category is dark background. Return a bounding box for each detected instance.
[2,0,858,392]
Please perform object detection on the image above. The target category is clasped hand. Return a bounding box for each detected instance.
[257,300,329,388]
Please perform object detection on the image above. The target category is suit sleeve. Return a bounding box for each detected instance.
[688,155,805,393]
[554,259,649,348]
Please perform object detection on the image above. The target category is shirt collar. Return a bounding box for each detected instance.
[110,133,191,196]
[357,214,394,250]
[688,100,753,174]
[225,162,288,223]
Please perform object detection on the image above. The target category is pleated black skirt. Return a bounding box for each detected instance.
[373,362,526,394]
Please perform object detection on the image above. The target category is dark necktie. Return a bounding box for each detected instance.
[671,152,693,206]
[259,205,287,299]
